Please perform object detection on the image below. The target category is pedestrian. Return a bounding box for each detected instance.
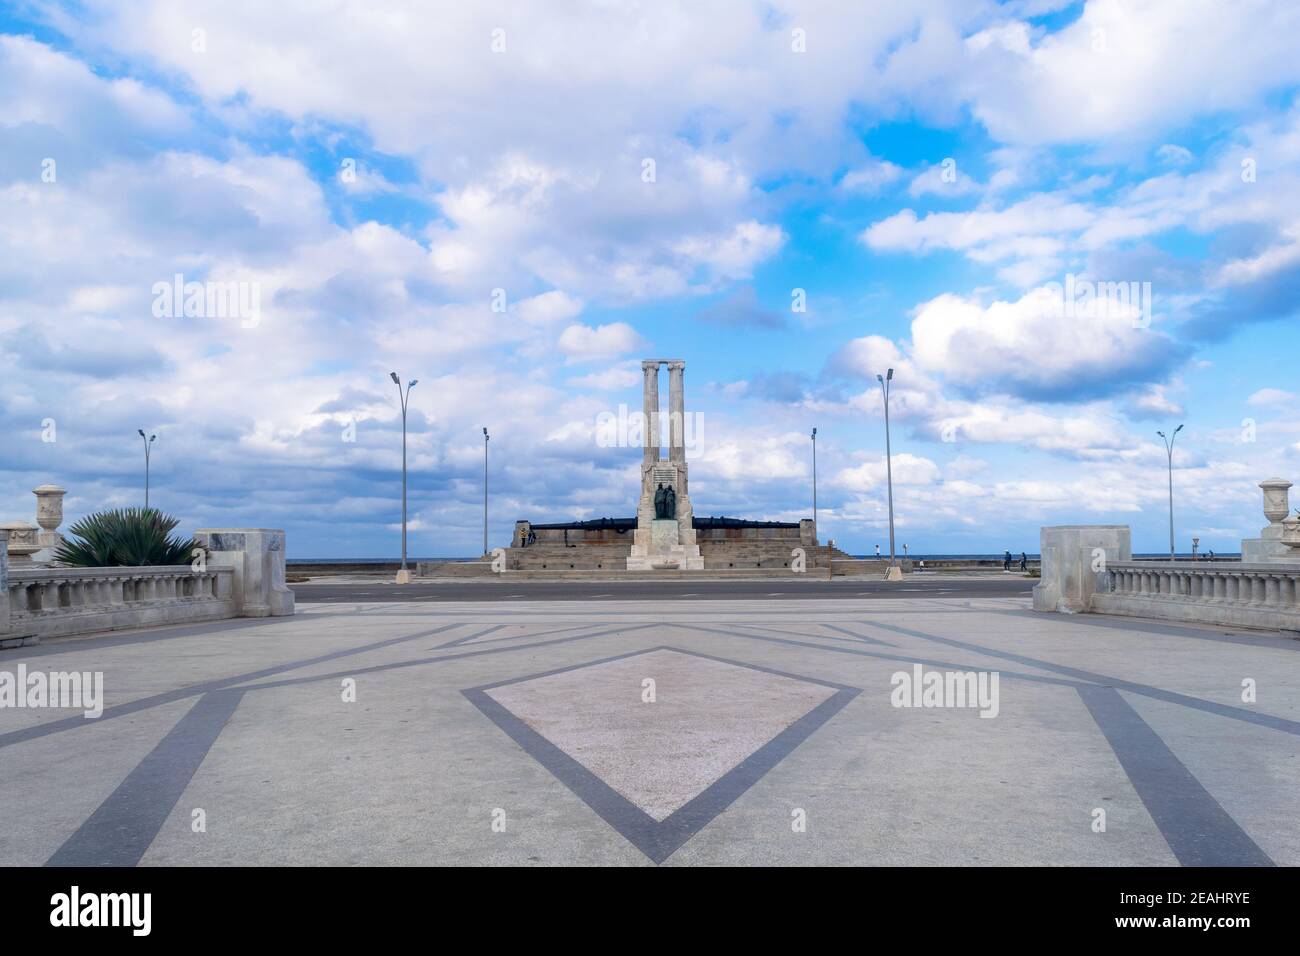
[1003,550,1012,571]
[875,544,881,558]
[1019,552,1028,572]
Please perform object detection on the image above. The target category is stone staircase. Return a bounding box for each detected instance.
[420,541,863,577]
[699,540,851,570]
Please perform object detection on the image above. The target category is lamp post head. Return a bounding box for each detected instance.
[1157,430,1166,439]
[483,427,489,440]
[1174,423,1184,434]
[887,367,894,381]
[811,427,816,439]
[409,379,418,389]
[149,434,156,443]
[138,429,145,438]
[390,371,400,385]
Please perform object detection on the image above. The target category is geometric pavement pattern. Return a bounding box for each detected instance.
[0,596,1296,866]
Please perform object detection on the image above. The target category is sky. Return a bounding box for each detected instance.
[2,0,1299,558]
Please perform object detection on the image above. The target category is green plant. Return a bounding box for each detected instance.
[54,508,197,567]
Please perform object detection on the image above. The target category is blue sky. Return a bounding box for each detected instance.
[2,0,1300,558]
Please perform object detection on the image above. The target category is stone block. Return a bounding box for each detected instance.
[194,528,295,618]
[1033,525,1131,613]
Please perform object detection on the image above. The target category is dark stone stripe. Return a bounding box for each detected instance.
[866,620,1300,736]
[46,690,244,867]
[816,623,895,646]
[464,645,860,864]
[431,624,508,649]
[232,622,659,693]
[685,622,1079,688]
[1076,685,1274,867]
[0,621,466,750]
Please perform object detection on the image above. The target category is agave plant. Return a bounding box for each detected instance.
[54,508,197,567]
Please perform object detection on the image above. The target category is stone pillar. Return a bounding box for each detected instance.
[1033,525,1132,613]
[642,360,660,466]
[668,360,686,464]
[2,521,40,566]
[194,529,294,618]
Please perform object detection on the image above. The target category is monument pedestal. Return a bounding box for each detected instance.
[627,519,704,570]
[1241,478,1295,564]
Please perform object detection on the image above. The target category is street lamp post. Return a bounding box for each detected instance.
[391,372,418,584]
[877,369,901,580]
[810,427,818,532]
[137,429,156,509]
[1156,424,1183,560]
[482,427,490,556]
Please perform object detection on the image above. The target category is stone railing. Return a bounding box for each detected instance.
[1,527,294,646]
[1093,561,1300,631]
[5,565,236,641]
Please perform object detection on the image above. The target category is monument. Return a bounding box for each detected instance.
[461,357,847,576]
[626,360,705,570]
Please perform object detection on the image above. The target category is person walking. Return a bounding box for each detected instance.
[1003,550,1012,571]
[1019,552,1028,572]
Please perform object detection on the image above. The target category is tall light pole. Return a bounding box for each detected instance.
[137,429,156,509]
[391,372,418,584]
[810,427,818,532]
[1157,424,1183,559]
[877,368,900,579]
[482,427,490,556]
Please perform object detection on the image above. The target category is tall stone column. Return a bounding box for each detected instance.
[642,360,660,465]
[668,360,685,464]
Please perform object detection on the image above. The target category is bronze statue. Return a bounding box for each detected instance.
[653,483,676,520]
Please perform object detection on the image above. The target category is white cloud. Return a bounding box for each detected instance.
[567,361,643,390]
[1247,387,1299,406]
[516,290,584,326]
[840,159,904,194]
[908,286,1183,398]
[835,453,941,492]
[557,322,647,362]
[954,0,1300,146]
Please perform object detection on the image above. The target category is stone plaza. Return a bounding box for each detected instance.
[1,589,1295,866]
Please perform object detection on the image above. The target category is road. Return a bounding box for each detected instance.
[291,575,1035,603]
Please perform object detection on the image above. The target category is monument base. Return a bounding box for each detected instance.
[1241,536,1291,563]
[627,518,704,571]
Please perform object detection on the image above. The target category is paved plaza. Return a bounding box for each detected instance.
[1,593,1296,866]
